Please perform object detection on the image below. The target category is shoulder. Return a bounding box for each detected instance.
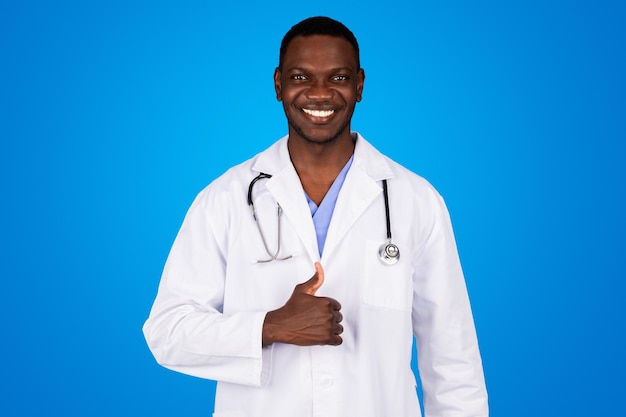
[388,158,443,202]
[192,137,287,209]
[354,132,443,203]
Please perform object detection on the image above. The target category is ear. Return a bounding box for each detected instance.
[274,67,282,101]
[356,68,365,102]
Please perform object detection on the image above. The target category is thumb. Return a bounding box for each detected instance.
[300,262,325,295]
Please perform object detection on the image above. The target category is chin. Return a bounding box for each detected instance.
[288,120,349,145]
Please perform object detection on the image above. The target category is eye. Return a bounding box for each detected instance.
[290,74,307,81]
[331,75,349,82]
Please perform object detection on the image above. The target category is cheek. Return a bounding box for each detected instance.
[281,89,304,106]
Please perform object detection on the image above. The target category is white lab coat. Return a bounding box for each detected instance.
[143,133,488,417]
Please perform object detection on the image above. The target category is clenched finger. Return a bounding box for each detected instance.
[334,310,343,323]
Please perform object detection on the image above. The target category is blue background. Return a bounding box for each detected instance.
[1,1,624,416]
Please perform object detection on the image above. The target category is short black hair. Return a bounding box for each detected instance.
[278,16,360,70]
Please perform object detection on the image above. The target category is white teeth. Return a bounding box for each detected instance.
[303,109,334,117]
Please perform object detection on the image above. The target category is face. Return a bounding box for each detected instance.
[274,35,365,145]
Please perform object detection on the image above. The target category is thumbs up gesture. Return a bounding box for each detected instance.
[263,262,343,346]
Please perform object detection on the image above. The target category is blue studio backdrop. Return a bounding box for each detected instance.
[1,1,624,416]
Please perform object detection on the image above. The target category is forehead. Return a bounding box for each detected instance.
[282,35,358,70]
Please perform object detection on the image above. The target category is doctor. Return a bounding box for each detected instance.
[143,16,488,417]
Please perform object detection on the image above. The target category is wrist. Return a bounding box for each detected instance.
[262,310,279,346]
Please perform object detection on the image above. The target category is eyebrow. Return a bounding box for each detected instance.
[286,66,355,73]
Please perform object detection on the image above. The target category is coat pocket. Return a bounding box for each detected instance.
[361,240,413,311]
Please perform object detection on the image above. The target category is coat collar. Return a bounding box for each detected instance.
[250,133,394,262]
[251,132,394,180]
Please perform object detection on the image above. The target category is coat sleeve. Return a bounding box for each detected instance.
[142,187,273,387]
[411,191,489,417]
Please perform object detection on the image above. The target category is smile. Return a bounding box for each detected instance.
[302,108,335,118]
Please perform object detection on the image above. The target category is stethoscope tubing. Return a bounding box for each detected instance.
[248,172,399,264]
[382,179,392,241]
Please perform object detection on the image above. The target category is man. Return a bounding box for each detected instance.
[143,16,488,417]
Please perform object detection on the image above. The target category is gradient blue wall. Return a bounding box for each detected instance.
[1,1,624,416]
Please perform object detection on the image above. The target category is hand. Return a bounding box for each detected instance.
[263,262,343,346]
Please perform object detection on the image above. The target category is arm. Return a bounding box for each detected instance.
[143,192,343,386]
[142,192,271,386]
[412,193,489,417]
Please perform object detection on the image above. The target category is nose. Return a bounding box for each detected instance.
[305,79,333,101]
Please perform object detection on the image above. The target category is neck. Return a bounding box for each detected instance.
[287,131,355,174]
[287,131,356,205]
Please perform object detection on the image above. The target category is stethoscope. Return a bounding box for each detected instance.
[247,173,400,265]
[378,179,401,265]
[247,173,293,262]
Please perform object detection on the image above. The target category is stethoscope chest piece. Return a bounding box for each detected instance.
[378,241,400,265]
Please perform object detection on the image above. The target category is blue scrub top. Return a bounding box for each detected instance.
[304,155,354,257]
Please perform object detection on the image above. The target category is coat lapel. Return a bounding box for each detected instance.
[252,137,320,262]
[320,166,380,263]
[321,135,395,263]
